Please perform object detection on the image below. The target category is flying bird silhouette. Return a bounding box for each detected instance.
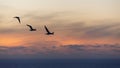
[14,16,21,24]
[26,24,36,31]
[44,25,54,35]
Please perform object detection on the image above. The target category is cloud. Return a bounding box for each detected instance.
[23,11,70,22]
[29,12,120,40]
[112,49,120,52]
[84,23,120,38]
[63,21,120,40]
[0,10,120,48]
[61,44,86,51]
[1,10,120,40]
[0,43,120,59]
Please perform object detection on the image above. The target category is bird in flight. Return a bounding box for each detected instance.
[26,24,36,31]
[44,25,54,35]
[13,16,21,24]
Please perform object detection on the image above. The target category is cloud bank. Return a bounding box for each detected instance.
[0,43,120,59]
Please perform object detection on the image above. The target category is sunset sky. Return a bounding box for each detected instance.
[0,0,120,59]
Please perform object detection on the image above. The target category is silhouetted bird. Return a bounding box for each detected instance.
[26,24,36,31]
[44,25,54,35]
[13,16,21,24]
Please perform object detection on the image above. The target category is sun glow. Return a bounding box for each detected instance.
[0,36,23,47]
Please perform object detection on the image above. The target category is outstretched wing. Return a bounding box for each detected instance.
[17,17,21,23]
[27,24,33,30]
[14,16,21,23]
[44,25,50,33]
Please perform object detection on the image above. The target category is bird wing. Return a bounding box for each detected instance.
[27,24,33,30]
[17,17,21,23]
[14,17,21,23]
[44,26,50,33]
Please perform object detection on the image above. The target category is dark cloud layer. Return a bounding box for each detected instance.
[0,43,120,59]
